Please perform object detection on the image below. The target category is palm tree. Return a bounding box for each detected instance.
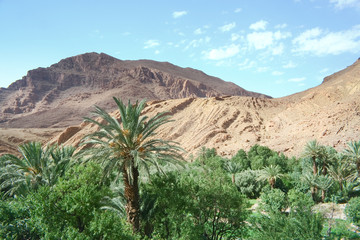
[328,154,356,192]
[303,140,322,176]
[303,140,323,199]
[82,97,183,233]
[223,161,242,184]
[258,165,284,189]
[344,140,360,176]
[314,175,333,202]
[0,142,75,197]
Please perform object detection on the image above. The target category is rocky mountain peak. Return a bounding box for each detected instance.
[0,52,268,128]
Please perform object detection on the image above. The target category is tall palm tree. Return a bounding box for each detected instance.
[303,140,323,198]
[223,161,242,184]
[257,165,284,189]
[82,97,183,233]
[344,140,360,176]
[303,140,323,176]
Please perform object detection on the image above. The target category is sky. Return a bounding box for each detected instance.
[0,0,359,98]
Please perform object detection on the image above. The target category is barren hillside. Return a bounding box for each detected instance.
[2,58,360,158]
[47,59,360,157]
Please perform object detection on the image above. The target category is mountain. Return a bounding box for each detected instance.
[47,58,360,157]
[0,52,268,128]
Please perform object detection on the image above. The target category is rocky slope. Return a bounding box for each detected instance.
[0,52,268,128]
[46,59,360,158]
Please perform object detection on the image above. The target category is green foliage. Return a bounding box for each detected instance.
[81,97,184,233]
[250,189,324,240]
[260,188,287,213]
[0,142,75,197]
[0,198,41,239]
[235,169,265,198]
[345,196,360,228]
[26,163,137,239]
[142,167,249,239]
[231,149,250,171]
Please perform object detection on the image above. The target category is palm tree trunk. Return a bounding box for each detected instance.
[123,165,140,233]
[357,161,360,177]
[312,157,318,195]
[321,190,326,203]
[232,174,235,184]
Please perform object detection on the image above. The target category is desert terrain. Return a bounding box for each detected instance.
[1,53,359,157]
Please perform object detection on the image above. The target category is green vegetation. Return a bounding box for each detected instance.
[1,98,360,239]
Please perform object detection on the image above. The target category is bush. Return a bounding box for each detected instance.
[260,188,287,213]
[345,196,360,227]
[235,170,265,199]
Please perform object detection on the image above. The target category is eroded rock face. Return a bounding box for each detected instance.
[0,52,268,128]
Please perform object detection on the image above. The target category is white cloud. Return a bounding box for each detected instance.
[275,23,288,29]
[204,44,240,60]
[257,67,269,72]
[173,11,187,18]
[194,28,204,35]
[330,0,360,9]
[247,32,274,49]
[288,77,306,82]
[219,22,236,32]
[231,33,241,41]
[144,40,160,49]
[249,20,268,31]
[283,61,297,68]
[238,59,256,70]
[234,8,242,13]
[247,31,290,50]
[320,68,329,74]
[155,50,160,55]
[292,25,360,56]
[272,43,285,55]
[272,71,284,76]
[185,37,211,50]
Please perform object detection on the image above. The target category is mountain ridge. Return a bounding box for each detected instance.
[0,52,268,128]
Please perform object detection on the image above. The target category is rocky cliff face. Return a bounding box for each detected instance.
[0,52,268,128]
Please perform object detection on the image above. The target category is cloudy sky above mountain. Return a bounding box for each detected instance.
[0,0,359,97]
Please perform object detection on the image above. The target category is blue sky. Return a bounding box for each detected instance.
[0,0,359,97]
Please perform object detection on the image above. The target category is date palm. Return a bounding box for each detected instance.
[82,97,183,233]
[0,142,75,197]
[223,161,242,184]
[303,140,323,199]
[344,140,360,176]
[258,165,284,189]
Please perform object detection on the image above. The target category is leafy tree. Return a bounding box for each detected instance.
[235,169,265,199]
[0,197,42,239]
[345,196,360,228]
[28,163,137,239]
[231,149,250,170]
[81,97,183,233]
[247,144,275,170]
[143,168,249,239]
[249,189,324,240]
